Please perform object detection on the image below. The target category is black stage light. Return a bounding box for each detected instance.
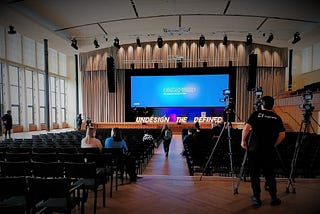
[266,33,273,43]
[136,37,141,47]
[8,25,16,34]
[114,37,120,49]
[157,36,163,48]
[245,33,252,46]
[71,38,78,50]
[94,39,100,48]
[199,35,205,47]
[223,34,228,45]
[292,32,301,44]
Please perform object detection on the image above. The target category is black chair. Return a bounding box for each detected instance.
[27,177,86,214]
[102,148,126,187]
[86,153,115,197]
[31,161,64,178]
[0,176,28,214]
[64,162,106,214]
[32,147,57,154]
[0,161,32,177]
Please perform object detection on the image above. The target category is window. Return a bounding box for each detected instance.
[0,62,3,116]
[8,65,21,125]
[60,78,66,122]
[26,69,35,124]
[50,76,57,123]
[38,73,45,124]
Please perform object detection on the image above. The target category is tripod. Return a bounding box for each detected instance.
[286,111,313,193]
[200,111,236,193]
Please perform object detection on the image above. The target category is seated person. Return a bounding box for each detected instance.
[105,128,137,182]
[142,129,155,147]
[81,127,102,150]
[181,129,194,156]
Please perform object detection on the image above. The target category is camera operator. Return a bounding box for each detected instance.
[241,96,285,208]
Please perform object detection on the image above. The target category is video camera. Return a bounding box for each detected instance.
[253,86,263,111]
[300,90,314,122]
[220,89,235,122]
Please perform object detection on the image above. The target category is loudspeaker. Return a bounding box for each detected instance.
[247,54,257,91]
[177,62,182,68]
[154,63,158,69]
[130,63,134,70]
[107,57,115,93]
[203,62,207,67]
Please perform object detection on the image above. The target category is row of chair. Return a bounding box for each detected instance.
[0,153,115,214]
[182,129,320,178]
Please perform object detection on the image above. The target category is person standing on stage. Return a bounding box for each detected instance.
[241,96,285,208]
[2,110,13,139]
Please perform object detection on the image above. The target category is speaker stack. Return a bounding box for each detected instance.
[107,57,115,93]
[247,54,257,91]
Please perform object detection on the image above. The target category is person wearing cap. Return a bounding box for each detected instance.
[2,110,13,139]
[241,96,285,208]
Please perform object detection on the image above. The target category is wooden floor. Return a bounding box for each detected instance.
[6,131,320,214]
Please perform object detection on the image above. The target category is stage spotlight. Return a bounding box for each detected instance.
[94,39,100,48]
[113,37,120,49]
[157,36,163,48]
[292,32,301,44]
[245,33,252,46]
[223,34,228,45]
[136,37,141,47]
[71,38,78,50]
[8,25,16,34]
[199,35,205,47]
[266,33,273,43]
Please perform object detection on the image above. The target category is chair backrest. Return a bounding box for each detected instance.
[0,176,27,200]
[64,162,97,179]
[31,153,59,162]
[5,152,31,162]
[78,147,101,154]
[85,153,113,168]
[31,161,64,178]
[58,153,85,163]
[27,177,72,211]
[0,161,32,177]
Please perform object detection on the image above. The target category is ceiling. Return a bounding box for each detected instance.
[1,0,320,56]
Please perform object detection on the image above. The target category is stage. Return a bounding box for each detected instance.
[91,122,245,134]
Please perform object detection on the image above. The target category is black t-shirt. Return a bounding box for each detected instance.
[246,110,285,155]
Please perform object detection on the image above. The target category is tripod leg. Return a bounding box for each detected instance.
[286,121,308,193]
[234,150,247,195]
[200,122,227,181]
[226,123,236,193]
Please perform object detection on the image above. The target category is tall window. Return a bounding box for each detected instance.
[38,73,45,124]
[50,76,58,123]
[0,62,3,117]
[8,65,20,125]
[26,69,34,124]
[60,78,66,123]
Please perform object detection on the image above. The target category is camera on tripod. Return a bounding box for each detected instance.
[254,86,263,111]
[220,89,235,122]
[300,90,314,121]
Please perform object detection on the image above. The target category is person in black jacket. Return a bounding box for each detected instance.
[2,110,13,139]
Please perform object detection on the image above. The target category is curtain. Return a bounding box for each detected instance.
[80,41,287,122]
